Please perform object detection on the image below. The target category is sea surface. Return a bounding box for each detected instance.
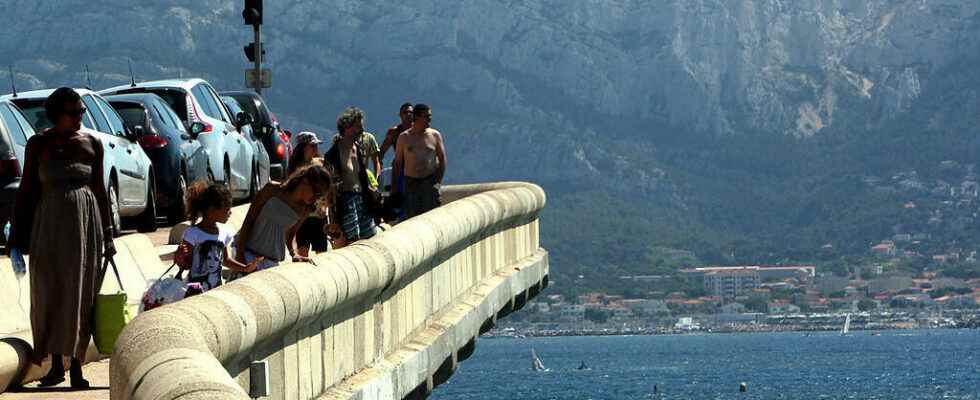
[430,329,980,400]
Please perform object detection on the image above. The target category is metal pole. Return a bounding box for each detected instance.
[254,24,262,95]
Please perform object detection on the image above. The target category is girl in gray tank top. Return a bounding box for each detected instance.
[234,163,335,272]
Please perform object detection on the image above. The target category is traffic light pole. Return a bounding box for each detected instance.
[253,24,262,95]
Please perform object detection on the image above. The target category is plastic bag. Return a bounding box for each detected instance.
[5,222,26,274]
[139,277,188,312]
[10,247,26,275]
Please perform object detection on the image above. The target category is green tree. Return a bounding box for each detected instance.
[584,309,610,324]
[857,299,878,311]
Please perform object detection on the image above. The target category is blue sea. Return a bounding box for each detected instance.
[430,330,980,399]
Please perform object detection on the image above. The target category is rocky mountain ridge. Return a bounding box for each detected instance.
[2,0,979,288]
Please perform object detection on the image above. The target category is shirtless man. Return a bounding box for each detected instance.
[392,103,446,219]
[380,102,413,162]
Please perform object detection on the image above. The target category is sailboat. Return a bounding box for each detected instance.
[577,360,591,371]
[841,313,852,336]
[531,348,548,372]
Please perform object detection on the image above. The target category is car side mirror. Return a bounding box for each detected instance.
[236,112,252,129]
[189,122,206,138]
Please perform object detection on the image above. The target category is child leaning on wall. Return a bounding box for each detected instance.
[175,181,265,294]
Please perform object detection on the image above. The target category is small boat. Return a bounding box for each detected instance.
[841,313,851,336]
[531,348,548,372]
[577,360,590,370]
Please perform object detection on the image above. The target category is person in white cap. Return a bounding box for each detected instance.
[288,131,323,176]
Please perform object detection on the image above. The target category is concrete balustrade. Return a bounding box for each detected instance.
[110,182,548,400]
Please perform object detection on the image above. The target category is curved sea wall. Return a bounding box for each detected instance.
[110,182,548,400]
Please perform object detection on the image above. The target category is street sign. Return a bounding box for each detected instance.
[245,69,272,89]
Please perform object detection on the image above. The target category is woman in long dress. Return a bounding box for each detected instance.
[8,87,116,388]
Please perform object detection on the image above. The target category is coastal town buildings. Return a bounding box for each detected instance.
[681,265,815,299]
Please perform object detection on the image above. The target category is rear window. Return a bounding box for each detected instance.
[192,84,223,121]
[11,98,98,131]
[115,88,188,122]
[10,99,53,131]
[155,100,187,133]
[9,106,35,144]
[0,105,21,156]
[230,94,270,126]
[111,103,147,129]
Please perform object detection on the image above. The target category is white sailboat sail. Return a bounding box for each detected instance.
[841,313,851,335]
[531,349,546,371]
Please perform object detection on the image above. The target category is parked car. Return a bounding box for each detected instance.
[2,88,157,234]
[220,91,291,180]
[101,79,257,200]
[221,96,270,195]
[105,93,211,224]
[0,99,37,242]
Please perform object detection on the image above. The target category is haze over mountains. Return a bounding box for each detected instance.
[3,0,980,292]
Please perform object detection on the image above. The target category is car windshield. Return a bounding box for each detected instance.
[111,103,146,129]
[115,88,188,122]
[9,99,52,131]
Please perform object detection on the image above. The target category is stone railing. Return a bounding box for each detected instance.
[110,182,548,400]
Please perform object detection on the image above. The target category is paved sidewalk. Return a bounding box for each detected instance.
[0,359,110,399]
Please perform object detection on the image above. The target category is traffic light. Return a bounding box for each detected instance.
[244,42,266,62]
[243,0,263,26]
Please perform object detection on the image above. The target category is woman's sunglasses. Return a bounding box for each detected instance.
[63,107,87,117]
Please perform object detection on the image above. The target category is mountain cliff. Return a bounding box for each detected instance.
[2,0,980,291]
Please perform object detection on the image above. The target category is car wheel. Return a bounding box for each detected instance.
[136,176,158,233]
[108,183,122,237]
[167,173,188,225]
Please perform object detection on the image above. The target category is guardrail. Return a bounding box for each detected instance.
[109,182,547,400]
